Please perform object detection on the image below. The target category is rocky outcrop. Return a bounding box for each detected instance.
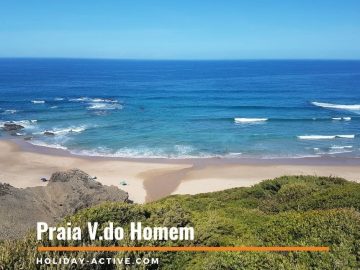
[0,183,12,196]
[0,169,129,239]
[43,131,55,136]
[2,123,24,132]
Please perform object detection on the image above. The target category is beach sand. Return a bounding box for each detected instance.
[0,139,359,203]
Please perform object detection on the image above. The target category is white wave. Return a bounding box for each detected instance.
[332,117,352,121]
[225,152,243,157]
[92,98,118,103]
[70,144,214,159]
[337,134,355,139]
[3,109,18,114]
[70,147,166,159]
[298,134,355,140]
[41,125,87,135]
[87,103,122,110]
[70,97,118,103]
[234,118,268,123]
[54,97,64,101]
[330,145,353,150]
[174,145,195,156]
[29,140,68,150]
[31,100,45,104]
[298,135,335,140]
[50,106,58,109]
[69,97,87,102]
[0,120,37,129]
[316,149,353,155]
[257,154,321,159]
[312,102,360,111]
[313,145,354,155]
[328,150,353,154]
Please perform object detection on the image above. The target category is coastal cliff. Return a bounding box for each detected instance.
[0,169,129,239]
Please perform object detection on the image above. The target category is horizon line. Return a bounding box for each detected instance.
[1,56,360,61]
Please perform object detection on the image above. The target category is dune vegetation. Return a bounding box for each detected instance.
[1,175,360,269]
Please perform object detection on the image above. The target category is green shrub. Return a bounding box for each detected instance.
[1,175,360,269]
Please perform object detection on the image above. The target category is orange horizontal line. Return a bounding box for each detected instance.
[38,246,330,252]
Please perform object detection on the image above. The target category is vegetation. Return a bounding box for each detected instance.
[1,175,360,269]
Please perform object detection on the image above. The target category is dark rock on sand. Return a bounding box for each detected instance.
[0,169,129,239]
[2,123,24,132]
[23,136,32,141]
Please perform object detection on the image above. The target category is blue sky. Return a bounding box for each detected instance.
[0,0,359,59]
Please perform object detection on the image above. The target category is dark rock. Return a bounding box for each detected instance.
[0,169,129,239]
[50,169,92,183]
[0,183,12,196]
[23,136,32,141]
[2,123,24,132]
[44,131,55,136]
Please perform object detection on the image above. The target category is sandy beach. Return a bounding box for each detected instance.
[0,139,360,203]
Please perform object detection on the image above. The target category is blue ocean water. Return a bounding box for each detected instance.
[0,59,359,158]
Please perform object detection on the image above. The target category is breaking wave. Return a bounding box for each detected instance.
[29,140,68,150]
[298,134,355,140]
[68,96,122,110]
[330,145,353,150]
[234,118,268,123]
[36,125,87,135]
[313,145,354,155]
[31,100,45,104]
[312,101,360,112]
[2,109,18,114]
[69,97,118,103]
[0,120,37,129]
[70,145,215,159]
[87,103,122,110]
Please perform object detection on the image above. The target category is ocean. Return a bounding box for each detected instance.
[0,59,359,158]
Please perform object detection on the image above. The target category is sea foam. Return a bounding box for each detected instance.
[70,97,118,103]
[87,103,122,110]
[234,118,268,123]
[332,117,351,121]
[2,109,18,114]
[31,100,45,104]
[40,126,87,135]
[298,134,355,140]
[0,120,37,129]
[312,101,360,111]
[330,145,353,150]
[29,140,68,150]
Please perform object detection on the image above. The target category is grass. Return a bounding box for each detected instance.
[1,175,360,269]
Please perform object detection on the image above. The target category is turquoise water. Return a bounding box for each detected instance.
[0,59,359,158]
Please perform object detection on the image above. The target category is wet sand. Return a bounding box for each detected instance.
[1,139,360,203]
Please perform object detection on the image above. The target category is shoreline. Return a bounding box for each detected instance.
[14,137,360,166]
[1,138,360,203]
